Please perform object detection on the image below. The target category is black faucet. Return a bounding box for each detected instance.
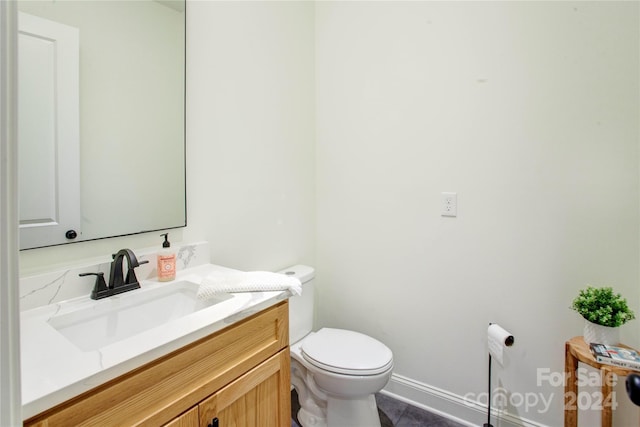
[79,249,149,300]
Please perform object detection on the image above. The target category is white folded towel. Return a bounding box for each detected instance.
[197,271,302,300]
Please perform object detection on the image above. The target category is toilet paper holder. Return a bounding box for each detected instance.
[485,323,514,427]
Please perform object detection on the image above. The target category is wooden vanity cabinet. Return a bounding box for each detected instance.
[24,301,291,427]
[164,407,199,427]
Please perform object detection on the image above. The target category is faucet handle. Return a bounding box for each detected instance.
[125,259,149,286]
[79,272,110,300]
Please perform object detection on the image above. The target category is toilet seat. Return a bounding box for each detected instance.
[301,328,393,376]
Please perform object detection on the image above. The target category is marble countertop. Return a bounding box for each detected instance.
[20,263,289,420]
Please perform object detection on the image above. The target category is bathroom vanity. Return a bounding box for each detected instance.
[20,252,293,427]
[24,301,290,426]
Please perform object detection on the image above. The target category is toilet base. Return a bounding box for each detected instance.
[327,394,381,427]
[297,406,326,427]
[296,394,381,427]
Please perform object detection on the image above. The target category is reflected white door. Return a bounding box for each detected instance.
[18,12,80,249]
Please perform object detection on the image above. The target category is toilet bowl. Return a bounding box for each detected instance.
[281,265,393,427]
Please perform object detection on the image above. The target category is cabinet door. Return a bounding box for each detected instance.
[164,407,199,427]
[199,350,291,427]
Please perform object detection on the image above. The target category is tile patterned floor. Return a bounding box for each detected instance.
[291,390,465,427]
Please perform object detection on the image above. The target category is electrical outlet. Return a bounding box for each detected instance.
[441,192,457,217]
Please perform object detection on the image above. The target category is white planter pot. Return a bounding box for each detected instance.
[583,320,620,346]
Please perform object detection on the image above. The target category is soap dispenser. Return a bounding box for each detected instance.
[157,233,176,282]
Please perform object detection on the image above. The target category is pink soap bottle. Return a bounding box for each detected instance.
[157,233,176,282]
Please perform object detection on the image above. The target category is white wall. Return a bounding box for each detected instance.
[183,0,316,271]
[315,2,639,426]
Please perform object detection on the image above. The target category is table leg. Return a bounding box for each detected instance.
[565,342,578,427]
[601,368,614,427]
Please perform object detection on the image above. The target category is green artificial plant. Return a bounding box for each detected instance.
[571,286,636,327]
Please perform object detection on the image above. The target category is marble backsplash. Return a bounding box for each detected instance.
[19,241,210,311]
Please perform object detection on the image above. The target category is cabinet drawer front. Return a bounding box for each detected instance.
[25,301,289,427]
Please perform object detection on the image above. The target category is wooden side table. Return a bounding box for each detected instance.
[564,336,637,427]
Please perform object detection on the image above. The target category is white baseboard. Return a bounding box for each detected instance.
[382,374,549,427]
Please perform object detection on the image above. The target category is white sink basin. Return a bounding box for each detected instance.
[48,281,232,351]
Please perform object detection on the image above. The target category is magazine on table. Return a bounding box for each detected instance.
[590,343,640,371]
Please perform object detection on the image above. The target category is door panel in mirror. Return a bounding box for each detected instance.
[18,12,81,249]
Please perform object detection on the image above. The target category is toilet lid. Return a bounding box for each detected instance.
[301,328,393,376]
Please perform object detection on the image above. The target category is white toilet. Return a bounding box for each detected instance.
[280,265,394,427]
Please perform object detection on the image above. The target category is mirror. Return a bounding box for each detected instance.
[17,0,186,250]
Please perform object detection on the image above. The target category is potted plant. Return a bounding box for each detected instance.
[571,286,635,345]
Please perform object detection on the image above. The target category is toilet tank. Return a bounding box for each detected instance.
[278,265,315,344]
